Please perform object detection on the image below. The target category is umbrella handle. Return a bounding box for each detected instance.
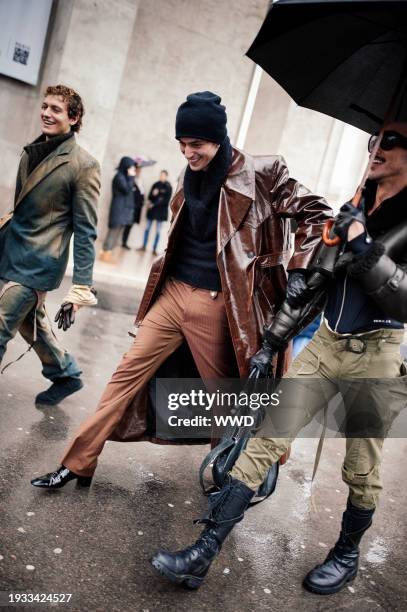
[322,188,363,246]
[322,219,341,246]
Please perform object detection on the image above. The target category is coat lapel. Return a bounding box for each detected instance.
[167,181,186,243]
[14,137,75,208]
[167,149,255,254]
[218,148,255,253]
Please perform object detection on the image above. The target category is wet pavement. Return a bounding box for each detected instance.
[1,279,407,612]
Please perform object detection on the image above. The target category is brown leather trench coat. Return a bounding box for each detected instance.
[110,148,332,442]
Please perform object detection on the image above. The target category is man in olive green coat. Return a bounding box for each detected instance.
[0,85,100,405]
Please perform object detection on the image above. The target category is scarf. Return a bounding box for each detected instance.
[182,137,232,239]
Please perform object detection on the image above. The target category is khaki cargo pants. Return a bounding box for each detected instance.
[230,321,406,509]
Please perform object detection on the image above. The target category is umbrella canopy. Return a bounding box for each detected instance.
[134,155,157,168]
[247,0,407,134]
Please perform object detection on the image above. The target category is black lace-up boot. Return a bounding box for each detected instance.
[303,498,375,595]
[151,477,255,589]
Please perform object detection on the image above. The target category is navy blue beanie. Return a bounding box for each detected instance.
[175,91,227,144]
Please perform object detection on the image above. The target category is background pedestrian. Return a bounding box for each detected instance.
[139,169,172,255]
[100,156,136,262]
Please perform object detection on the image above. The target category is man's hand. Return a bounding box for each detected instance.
[251,315,290,376]
[54,285,96,332]
[286,271,314,308]
[333,200,367,243]
[250,345,275,377]
[250,326,283,377]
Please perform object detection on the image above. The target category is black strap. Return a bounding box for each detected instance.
[199,438,236,495]
[199,367,278,504]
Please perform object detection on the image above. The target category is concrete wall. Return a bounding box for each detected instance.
[0,0,74,212]
[0,0,141,212]
[0,0,269,250]
[98,0,269,246]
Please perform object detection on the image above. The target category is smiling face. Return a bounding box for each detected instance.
[40,95,78,137]
[178,137,220,171]
[368,122,407,184]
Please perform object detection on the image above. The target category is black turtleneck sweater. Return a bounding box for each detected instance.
[168,139,232,291]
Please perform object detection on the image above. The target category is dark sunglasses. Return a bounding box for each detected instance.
[368,130,407,153]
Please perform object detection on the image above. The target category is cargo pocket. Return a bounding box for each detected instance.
[342,461,382,509]
[342,463,376,486]
[296,355,321,375]
[290,345,322,376]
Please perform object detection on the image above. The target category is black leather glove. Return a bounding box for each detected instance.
[333,199,368,242]
[54,303,75,331]
[286,271,315,308]
[250,345,275,378]
[250,326,286,377]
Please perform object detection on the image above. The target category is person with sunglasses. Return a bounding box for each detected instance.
[151,122,407,596]
[368,129,407,155]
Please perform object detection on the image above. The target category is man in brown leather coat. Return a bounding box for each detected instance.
[31,91,332,489]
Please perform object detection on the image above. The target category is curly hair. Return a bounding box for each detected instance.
[44,85,85,132]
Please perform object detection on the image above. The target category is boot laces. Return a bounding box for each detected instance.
[195,480,247,528]
[177,532,219,558]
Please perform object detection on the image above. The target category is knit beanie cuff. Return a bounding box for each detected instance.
[175,91,227,144]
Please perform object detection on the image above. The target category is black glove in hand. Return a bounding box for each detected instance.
[333,200,367,242]
[250,345,275,377]
[54,303,75,331]
[286,271,314,308]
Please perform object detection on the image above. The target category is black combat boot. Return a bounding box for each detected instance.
[151,477,255,589]
[303,498,375,595]
[35,377,83,405]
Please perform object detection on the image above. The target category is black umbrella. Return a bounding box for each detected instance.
[247,0,407,244]
[247,0,407,135]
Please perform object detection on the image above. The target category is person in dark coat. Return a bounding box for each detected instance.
[101,157,136,261]
[139,170,172,255]
[122,164,145,249]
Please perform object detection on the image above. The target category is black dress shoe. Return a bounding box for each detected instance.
[122,244,131,250]
[35,377,83,406]
[31,466,92,489]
